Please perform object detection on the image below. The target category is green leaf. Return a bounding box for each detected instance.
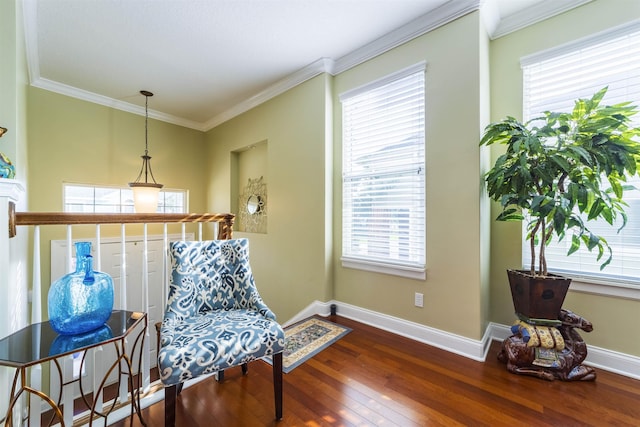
[568,234,580,255]
[566,146,593,165]
[588,198,605,220]
[599,247,613,270]
[608,176,623,199]
[496,209,524,222]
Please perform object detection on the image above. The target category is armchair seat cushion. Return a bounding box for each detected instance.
[159,308,284,386]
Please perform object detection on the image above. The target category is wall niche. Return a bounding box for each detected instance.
[232,141,267,234]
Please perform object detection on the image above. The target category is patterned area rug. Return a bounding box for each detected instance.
[265,317,352,373]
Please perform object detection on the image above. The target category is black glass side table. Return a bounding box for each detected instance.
[0,310,147,426]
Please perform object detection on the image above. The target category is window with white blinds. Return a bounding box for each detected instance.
[521,22,640,285]
[340,63,426,279]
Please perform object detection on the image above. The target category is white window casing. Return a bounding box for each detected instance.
[521,21,640,298]
[340,63,426,279]
[63,183,188,213]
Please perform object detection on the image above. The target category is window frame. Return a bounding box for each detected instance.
[520,21,640,300]
[340,62,427,280]
[63,183,188,214]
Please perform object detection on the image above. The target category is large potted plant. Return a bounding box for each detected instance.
[480,87,640,321]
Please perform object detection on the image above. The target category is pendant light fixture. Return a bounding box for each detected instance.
[129,90,163,213]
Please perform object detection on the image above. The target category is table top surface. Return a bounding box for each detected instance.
[0,310,146,368]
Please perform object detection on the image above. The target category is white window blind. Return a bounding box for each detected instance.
[340,64,426,278]
[521,23,640,284]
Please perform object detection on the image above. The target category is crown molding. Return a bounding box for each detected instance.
[30,77,207,131]
[22,0,40,85]
[490,0,593,39]
[23,0,594,131]
[204,57,335,130]
[333,0,480,74]
[208,0,481,129]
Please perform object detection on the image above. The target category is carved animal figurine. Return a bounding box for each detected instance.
[498,309,596,381]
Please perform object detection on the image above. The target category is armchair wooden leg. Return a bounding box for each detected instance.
[273,352,283,420]
[242,363,248,375]
[164,384,178,427]
[217,369,224,382]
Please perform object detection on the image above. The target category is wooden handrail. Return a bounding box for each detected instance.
[9,205,235,239]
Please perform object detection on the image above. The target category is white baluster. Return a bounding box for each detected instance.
[66,225,73,273]
[141,224,150,391]
[95,224,102,271]
[62,355,74,426]
[93,224,104,418]
[163,223,169,314]
[30,226,42,425]
[119,224,128,403]
[31,226,41,324]
[93,345,104,420]
[120,224,127,310]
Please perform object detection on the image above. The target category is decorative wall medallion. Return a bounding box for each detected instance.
[238,176,267,233]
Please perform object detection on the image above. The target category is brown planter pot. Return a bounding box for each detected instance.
[507,269,571,320]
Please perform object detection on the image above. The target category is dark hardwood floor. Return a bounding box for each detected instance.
[113,315,640,426]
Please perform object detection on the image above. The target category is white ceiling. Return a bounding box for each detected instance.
[23,0,592,131]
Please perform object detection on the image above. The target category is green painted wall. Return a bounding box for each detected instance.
[205,74,333,322]
[27,87,208,310]
[332,12,489,340]
[0,0,28,181]
[489,0,640,356]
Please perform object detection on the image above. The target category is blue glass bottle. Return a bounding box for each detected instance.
[48,242,114,335]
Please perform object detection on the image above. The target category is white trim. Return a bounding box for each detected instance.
[22,0,479,131]
[314,300,488,361]
[0,179,25,201]
[341,257,426,281]
[282,300,333,328]
[204,58,334,130]
[520,19,640,67]
[22,0,593,130]
[333,0,479,75]
[29,77,207,131]
[286,301,640,380]
[339,61,427,101]
[490,0,593,40]
[585,345,640,381]
[569,279,640,301]
[22,0,40,85]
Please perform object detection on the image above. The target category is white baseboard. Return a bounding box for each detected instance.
[585,345,640,380]
[288,300,488,361]
[282,300,332,327]
[288,301,640,381]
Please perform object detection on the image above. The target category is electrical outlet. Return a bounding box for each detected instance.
[414,292,424,308]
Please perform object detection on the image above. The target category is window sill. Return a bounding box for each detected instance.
[341,257,426,280]
[566,276,640,301]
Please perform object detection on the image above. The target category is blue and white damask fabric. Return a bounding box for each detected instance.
[159,239,285,386]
